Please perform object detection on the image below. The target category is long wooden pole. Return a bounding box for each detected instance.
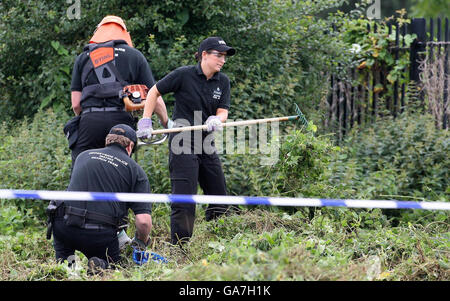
[150,115,301,135]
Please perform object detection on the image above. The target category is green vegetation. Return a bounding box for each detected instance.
[0,108,448,281]
[0,0,448,281]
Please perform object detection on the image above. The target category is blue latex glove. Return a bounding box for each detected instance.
[131,236,168,265]
[151,252,169,264]
[136,118,153,139]
[205,116,222,132]
[132,248,149,265]
[132,248,168,265]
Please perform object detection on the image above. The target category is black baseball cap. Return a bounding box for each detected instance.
[109,124,137,146]
[198,37,236,56]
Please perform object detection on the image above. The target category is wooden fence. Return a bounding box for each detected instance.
[327,17,449,141]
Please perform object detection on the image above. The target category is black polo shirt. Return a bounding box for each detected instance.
[156,63,231,126]
[71,42,156,107]
[66,144,152,219]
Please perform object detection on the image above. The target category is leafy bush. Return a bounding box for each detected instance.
[0,109,71,217]
[215,121,340,200]
[323,112,449,225]
[272,123,340,198]
[335,113,449,201]
[135,143,171,195]
[0,205,36,236]
[337,9,416,86]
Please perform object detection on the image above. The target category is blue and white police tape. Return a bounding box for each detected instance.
[0,189,449,210]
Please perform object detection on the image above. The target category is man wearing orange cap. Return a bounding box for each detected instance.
[68,16,168,166]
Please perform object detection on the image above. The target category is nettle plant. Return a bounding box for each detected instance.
[339,10,417,92]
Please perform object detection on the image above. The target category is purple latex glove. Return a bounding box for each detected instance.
[136,118,153,139]
[205,116,222,132]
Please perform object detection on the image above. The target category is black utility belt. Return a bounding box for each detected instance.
[81,107,125,115]
[57,205,120,230]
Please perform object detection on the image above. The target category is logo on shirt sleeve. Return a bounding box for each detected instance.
[213,87,222,100]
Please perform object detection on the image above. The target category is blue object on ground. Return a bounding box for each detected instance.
[132,248,168,265]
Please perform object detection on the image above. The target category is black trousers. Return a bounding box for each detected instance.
[169,150,229,245]
[71,111,135,166]
[52,218,120,264]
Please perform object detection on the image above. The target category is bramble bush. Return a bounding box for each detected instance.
[330,112,449,202]
[325,112,449,226]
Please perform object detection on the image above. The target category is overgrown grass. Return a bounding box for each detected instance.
[0,206,448,281]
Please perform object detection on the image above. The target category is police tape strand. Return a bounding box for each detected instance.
[0,189,449,210]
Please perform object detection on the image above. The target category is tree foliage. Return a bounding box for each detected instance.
[410,0,450,19]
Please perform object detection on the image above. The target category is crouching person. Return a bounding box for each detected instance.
[48,124,152,274]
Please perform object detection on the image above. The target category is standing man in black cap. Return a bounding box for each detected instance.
[136,37,236,246]
[49,124,152,273]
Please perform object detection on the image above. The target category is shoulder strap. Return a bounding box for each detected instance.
[89,42,117,84]
[81,41,128,87]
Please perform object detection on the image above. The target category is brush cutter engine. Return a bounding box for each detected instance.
[120,84,149,112]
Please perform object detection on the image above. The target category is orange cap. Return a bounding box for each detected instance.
[90,16,133,47]
[97,15,127,31]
